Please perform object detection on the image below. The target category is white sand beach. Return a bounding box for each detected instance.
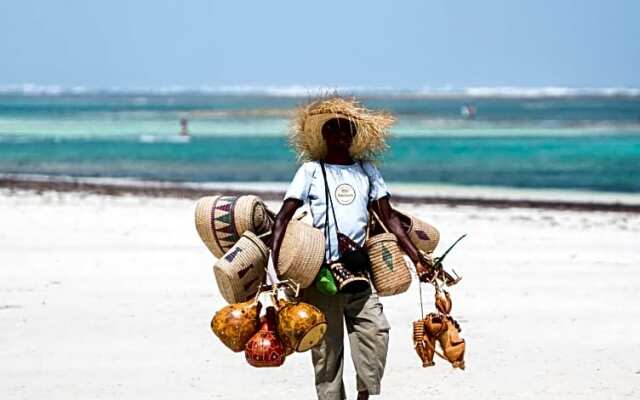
[1,190,639,399]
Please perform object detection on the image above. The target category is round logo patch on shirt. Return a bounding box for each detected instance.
[335,183,356,205]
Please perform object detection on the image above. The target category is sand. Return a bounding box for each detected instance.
[1,189,639,399]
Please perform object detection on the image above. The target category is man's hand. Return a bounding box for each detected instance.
[416,253,462,286]
[414,253,436,283]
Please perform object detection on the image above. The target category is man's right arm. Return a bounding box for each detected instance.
[270,198,303,267]
[273,162,311,266]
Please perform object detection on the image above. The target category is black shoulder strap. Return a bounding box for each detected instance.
[320,162,330,263]
[320,162,341,234]
[320,162,332,262]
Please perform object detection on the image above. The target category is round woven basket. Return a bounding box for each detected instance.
[366,232,412,296]
[394,209,440,254]
[277,219,325,289]
[213,231,269,303]
[195,195,272,258]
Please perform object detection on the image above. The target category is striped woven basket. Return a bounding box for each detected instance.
[213,231,269,303]
[195,195,272,258]
[365,211,412,296]
[277,219,325,289]
[394,209,440,254]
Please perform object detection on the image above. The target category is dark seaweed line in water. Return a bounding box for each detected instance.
[2,177,639,214]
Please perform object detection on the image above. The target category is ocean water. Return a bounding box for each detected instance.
[1,92,639,192]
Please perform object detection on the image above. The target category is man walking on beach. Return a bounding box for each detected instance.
[270,97,433,400]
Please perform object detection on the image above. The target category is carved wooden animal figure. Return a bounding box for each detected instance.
[423,313,447,337]
[412,320,434,367]
[436,315,466,370]
[434,289,452,314]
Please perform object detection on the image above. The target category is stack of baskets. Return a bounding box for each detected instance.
[195,195,273,303]
[195,194,326,304]
[196,194,330,368]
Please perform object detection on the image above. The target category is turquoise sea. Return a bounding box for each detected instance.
[1,91,639,192]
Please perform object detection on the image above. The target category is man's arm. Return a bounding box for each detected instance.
[372,196,431,281]
[270,198,303,267]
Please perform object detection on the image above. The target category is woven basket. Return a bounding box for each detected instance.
[277,219,325,289]
[213,231,268,303]
[365,211,412,296]
[195,195,272,258]
[394,209,440,254]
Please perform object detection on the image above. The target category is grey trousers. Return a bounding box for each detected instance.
[303,285,390,400]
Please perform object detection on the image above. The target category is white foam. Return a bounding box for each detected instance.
[2,84,639,98]
[459,86,640,98]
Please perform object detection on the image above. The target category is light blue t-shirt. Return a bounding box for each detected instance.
[284,161,389,263]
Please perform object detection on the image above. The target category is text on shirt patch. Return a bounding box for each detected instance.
[335,183,356,205]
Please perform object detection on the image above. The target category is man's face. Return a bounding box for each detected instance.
[322,118,356,151]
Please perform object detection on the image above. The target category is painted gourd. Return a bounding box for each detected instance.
[244,307,287,367]
[277,301,328,352]
[210,300,259,352]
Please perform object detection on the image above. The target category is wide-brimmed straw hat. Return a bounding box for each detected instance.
[290,96,395,161]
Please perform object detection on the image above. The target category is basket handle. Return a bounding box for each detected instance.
[365,215,372,241]
[257,231,271,239]
[370,209,390,234]
[265,208,276,224]
[265,207,307,223]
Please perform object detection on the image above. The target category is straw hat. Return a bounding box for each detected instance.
[290,96,395,161]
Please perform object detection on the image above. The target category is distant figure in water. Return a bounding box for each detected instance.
[180,118,190,136]
[460,104,477,120]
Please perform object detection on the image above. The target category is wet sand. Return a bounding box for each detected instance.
[2,176,640,213]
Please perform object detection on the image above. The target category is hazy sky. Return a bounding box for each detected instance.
[1,0,639,88]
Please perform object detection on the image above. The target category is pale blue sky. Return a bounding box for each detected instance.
[1,0,639,88]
